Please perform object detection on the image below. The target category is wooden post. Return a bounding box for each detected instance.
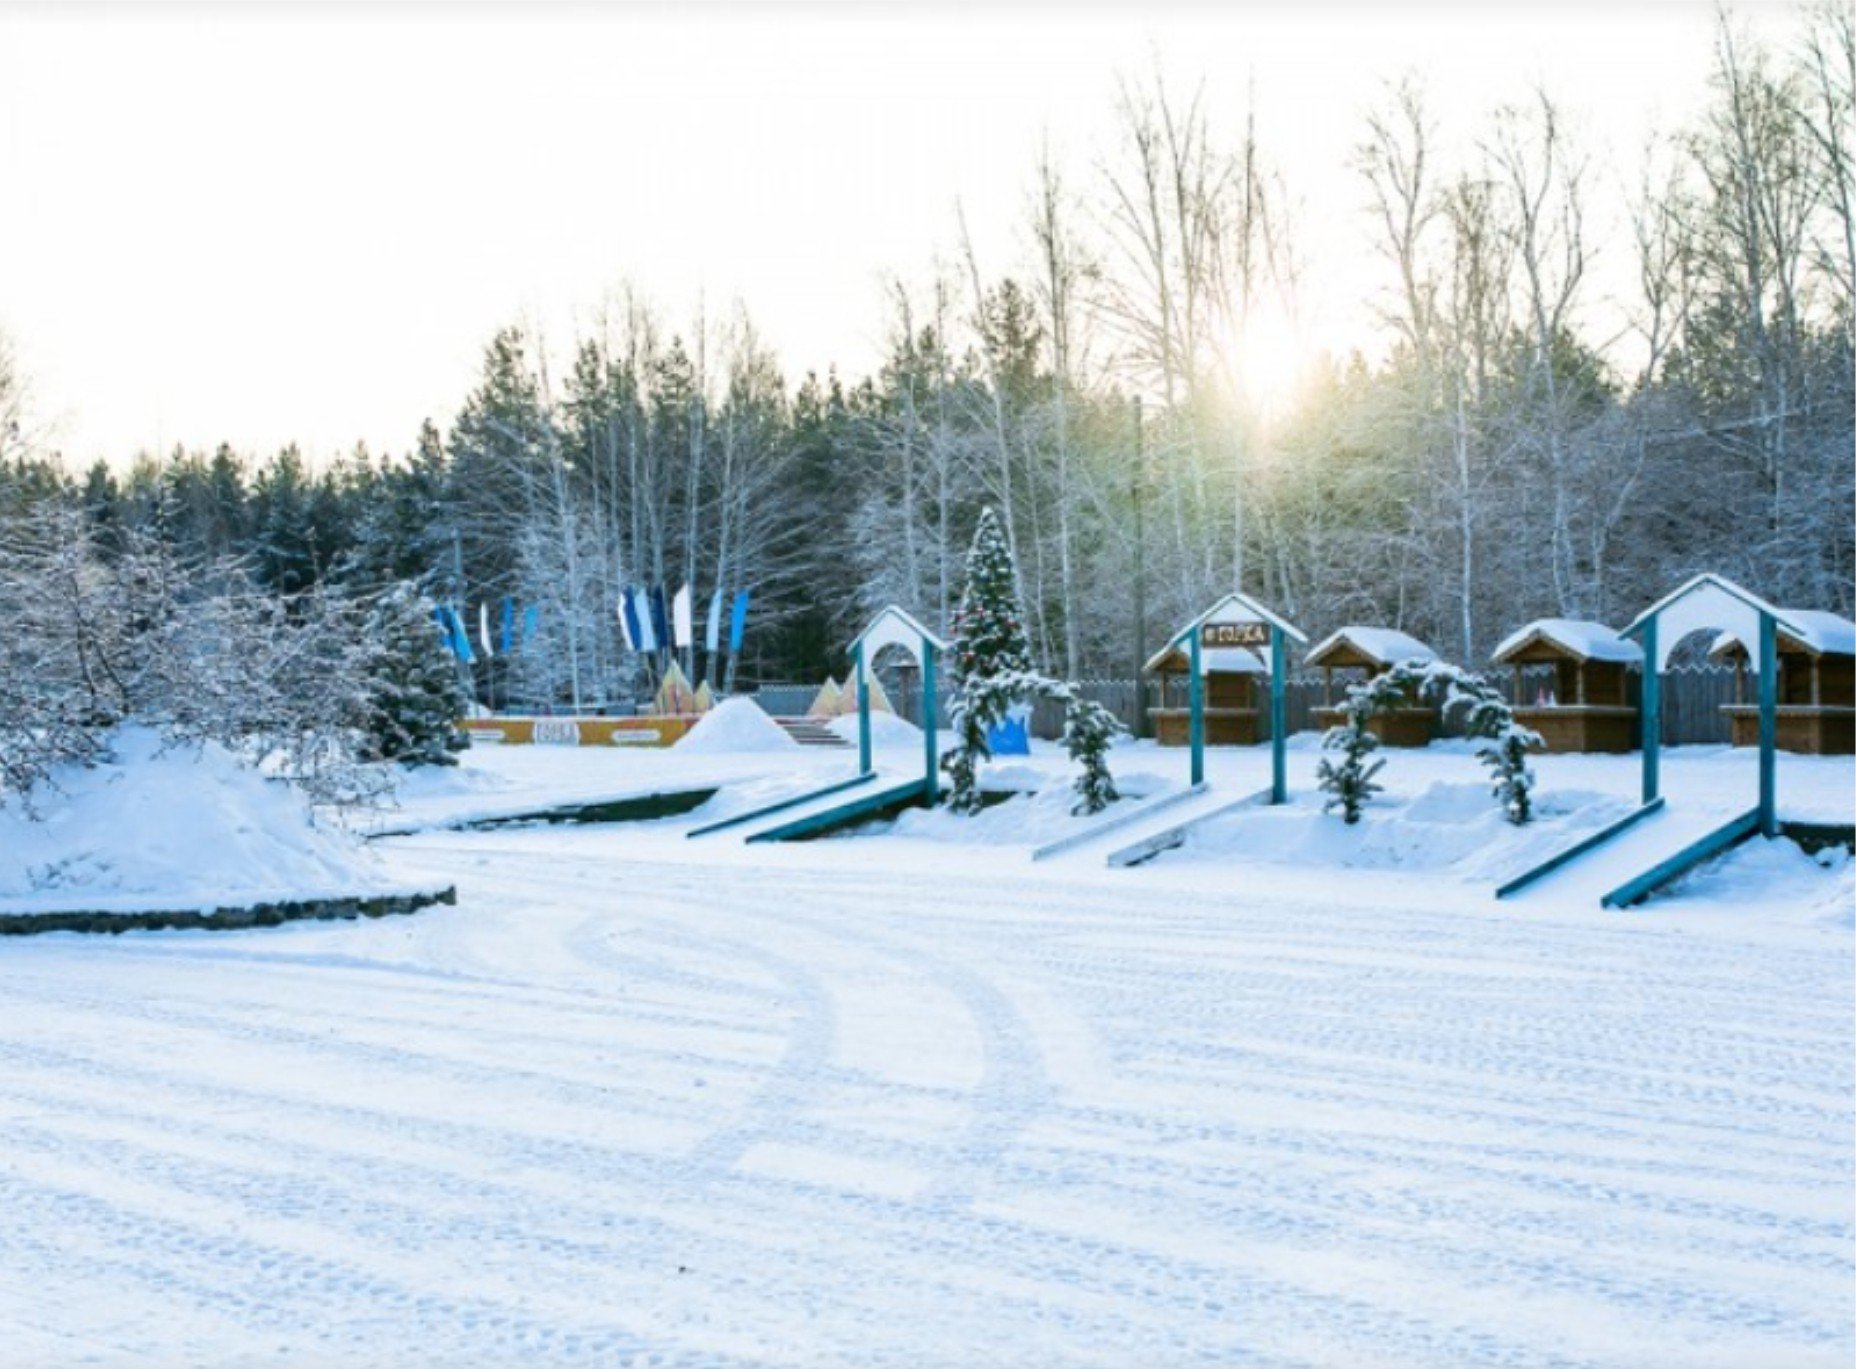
[1575,661,1587,706]
[1641,618,1660,805]
[856,641,872,777]
[1758,613,1777,837]
[1811,656,1822,706]
[1188,629,1204,788]
[1270,625,1287,804]
[921,639,938,797]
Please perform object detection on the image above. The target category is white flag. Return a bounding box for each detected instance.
[705,588,724,654]
[673,583,693,649]
[478,602,495,659]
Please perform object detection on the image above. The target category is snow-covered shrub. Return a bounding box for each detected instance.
[1317,691,1389,825]
[1317,659,1540,826]
[0,498,440,813]
[1059,694,1123,816]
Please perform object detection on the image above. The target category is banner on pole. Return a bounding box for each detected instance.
[705,588,724,655]
[632,587,658,653]
[650,586,671,652]
[672,583,693,649]
[729,588,752,653]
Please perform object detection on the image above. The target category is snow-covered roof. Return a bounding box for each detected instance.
[849,605,947,661]
[1710,609,1856,659]
[1490,619,1643,666]
[1621,574,1806,675]
[1143,643,1267,675]
[1305,626,1438,669]
[1164,592,1307,650]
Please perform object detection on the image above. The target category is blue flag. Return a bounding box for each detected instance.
[631,586,657,652]
[446,605,475,663]
[729,588,752,653]
[500,597,515,653]
[616,591,637,651]
[649,586,671,653]
[522,603,539,646]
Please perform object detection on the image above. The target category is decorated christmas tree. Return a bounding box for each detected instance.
[943,509,1035,815]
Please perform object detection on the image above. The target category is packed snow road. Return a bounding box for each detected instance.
[0,824,1849,1367]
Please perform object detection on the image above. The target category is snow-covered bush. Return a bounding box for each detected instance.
[1317,707,1386,825]
[1318,659,1540,826]
[1058,693,1123,816]
[0,499,457,812]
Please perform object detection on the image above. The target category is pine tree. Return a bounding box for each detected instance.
[943,508,1034,814]
[359,582,471,767]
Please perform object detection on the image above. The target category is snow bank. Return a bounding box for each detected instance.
[1670,836,1855,927]
[825,711,922,748]
[0,727,410,915]
[1184,781,1637,879]
[674,697,798,754]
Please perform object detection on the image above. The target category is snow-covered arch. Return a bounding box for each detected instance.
[848,607,948,784]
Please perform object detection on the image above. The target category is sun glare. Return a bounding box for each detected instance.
[1227,303,1315,423]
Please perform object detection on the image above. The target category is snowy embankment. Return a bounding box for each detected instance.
[0,728,441,922]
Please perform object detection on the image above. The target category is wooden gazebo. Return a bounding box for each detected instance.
[1708,610,1855,755]
[1145,643,1266,746]
[1491,619,1641,753]
[1306,626,1438,747]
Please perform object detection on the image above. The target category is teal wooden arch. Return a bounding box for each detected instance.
[1159,593,1308,801]
[1622,573,1802,838]
[849,606,948,790]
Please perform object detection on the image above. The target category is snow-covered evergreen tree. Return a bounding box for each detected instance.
[359,583,471,767]
[1059,693,1122,815]
[943,508,1035,815]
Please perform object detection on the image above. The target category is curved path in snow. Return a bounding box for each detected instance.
[0,825,1848,1367]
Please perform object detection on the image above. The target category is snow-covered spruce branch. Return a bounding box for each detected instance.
[1317,658,1542,826]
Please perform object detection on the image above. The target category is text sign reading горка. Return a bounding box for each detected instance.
[1200,621,1269,649]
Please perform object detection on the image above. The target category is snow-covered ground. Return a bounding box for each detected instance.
[0,734,1849,1365]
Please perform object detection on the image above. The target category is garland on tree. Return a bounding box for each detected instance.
[1318,659,1540,825]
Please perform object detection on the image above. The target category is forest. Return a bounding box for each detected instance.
[1,9,1849,712]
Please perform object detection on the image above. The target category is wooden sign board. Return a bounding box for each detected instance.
[1201,621,1270,649]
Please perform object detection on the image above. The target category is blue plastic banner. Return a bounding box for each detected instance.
[729,588,751,653]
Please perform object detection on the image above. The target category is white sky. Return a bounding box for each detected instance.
[0,2,1796,468]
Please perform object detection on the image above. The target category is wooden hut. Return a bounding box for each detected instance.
[1708,610,1855,755]
[1144,643,1267,746]
[1491,619,1641,753]
[1306,627,1438,746]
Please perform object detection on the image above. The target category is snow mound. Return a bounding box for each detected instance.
[1669,836,1855,926]
[825,711,923,748]
[675,697,798,754]
[1185,782,1636,878]
[0,727,407,915]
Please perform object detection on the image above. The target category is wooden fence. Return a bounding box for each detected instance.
[757,662,1739,747]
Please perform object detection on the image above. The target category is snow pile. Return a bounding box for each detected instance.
[674,697,798,754]
[825,710,924,748]
[865,768,1169,846]
[1186,781,1636,879]
[1669,836,1855,926]
[0,727,406,914]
